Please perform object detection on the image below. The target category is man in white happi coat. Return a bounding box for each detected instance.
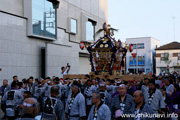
[144,79,166,114]
[83,80,97,116]
[65,81,86,120]
[88,92,111,120]
[97,81,112,109]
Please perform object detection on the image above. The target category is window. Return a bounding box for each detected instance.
[178,53,180,60]
[81,13,97,42]
[146,68,150,73]
[70,19,77,34]
[129,56,145,66]
[129,56,135,66]
[130,56,133,61]
[131,43,144,49]
[161,67,168,73]
[32,0,56,39]
[138,56,145,66]
[132,44,136,49]
[137,43,144,49]
[161,53,169,61]
[68,18,77,34]
[86,20,96,41]
[138,56,145,61]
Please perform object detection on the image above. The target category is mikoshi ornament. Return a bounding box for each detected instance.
[103,22,108,31]
[79,42,85,50]
[115,40,121,49]
[115,41,120,48]
[129,44,134,52]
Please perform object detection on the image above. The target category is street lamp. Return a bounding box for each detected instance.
[47,0,60,9]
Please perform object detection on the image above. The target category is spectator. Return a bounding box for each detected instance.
[0,79,11,97]
[171,84,180,114]
[11,75,19,87]
[0,79,11,119]
[176,77,180,87]
[61,63,71,78]
[160,87,173,113]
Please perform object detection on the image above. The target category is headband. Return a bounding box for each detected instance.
[119,84,126,88]
[23,102,37,107]
[99,83,106,87]
[72,85,79,88]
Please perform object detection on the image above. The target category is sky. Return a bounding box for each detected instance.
[108,0,180,46]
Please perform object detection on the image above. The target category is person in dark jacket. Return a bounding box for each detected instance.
[160,87,173,114]
[171,84,180,114]
[0,79,11,97]
[0,79,11,119]
[11,75,19,88]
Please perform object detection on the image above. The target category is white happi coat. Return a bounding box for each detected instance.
[88,103,111,120]
[65,92,86,120]
[144,89,165,113]
[84,85,97,105]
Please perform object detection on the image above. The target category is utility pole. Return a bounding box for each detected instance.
[172,17,176,41]
[136,43,138,74]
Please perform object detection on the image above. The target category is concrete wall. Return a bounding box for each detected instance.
[57,0,108,43]
[0,0,108,84]
[0,0,23,16]
[0,12,46,82]
[79,57,91,74]
[156,49,180,75]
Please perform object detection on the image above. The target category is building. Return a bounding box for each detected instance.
[155,41,180,75]
[126,37,160,74]
[0,0,108,83]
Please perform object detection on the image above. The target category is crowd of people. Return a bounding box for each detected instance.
[0,71,180,120]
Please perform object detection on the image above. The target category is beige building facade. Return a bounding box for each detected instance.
[155,42,180,75]
[0,0,108,83]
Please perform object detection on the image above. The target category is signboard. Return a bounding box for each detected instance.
[131,53,137,59]
[130,61,145,66]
